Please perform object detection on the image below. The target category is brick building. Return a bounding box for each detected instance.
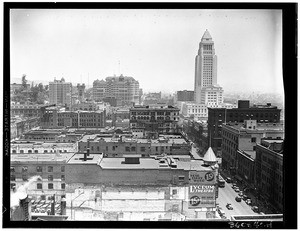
[208,100,281,155]
[221,120,284,173]
[10,153,71,201]
[11,104,42,118]
[77,134,190,158]
[130,105,180,138]
[255,139,283,212]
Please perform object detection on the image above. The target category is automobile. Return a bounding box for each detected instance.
[259,212,265,215]
[252,206,259,213]
[226,177,232,183]
[235,196,242,202]
[232,185,237,189]
[242,195,249,200]
[234,188,240,193]
[246,199,252,205]
[238,191,244,197]
[218,209,225,216]
[226,203,233,210]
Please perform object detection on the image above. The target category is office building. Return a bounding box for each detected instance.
[76,84,85,103]
[208,100,282,154]
[255,139,283,212]
[221,120,284,172]
[93,75,141,106]
[49,78,72,107]
[129,105,180,138]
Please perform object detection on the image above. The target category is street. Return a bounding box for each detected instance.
[217,181,257,219]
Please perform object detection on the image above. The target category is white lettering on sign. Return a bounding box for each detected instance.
[190,185,215,193]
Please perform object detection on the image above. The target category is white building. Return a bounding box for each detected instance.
[49,78,72,107]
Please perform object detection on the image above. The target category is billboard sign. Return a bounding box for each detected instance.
[188,184,216,208]
[189,171,216,184]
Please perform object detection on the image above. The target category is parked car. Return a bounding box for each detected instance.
[232,185,237,189]
[246,199,252,205]
[226,203,233,210]
[238,191,244,197]
[235,196,242,202]
[226,177,232,183]
[252,206,259,213]
[242,195,249,200]
[234,188,240,193]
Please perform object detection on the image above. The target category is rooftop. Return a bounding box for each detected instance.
[11,153,72,162]
[67,153,103,164]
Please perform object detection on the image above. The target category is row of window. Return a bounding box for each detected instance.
[11,166,65,173]
[36,183,65,189]
[12,149,69,154]
[11,175,65,181]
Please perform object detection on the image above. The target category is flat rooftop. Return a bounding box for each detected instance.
[11,153,72,162]
[67,153,103,164]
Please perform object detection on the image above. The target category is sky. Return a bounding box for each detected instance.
[10,9,283,95]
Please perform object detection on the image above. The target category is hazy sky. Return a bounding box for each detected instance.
[10,9,283,94]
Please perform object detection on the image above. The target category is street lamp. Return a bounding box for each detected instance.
[70,191,84,220]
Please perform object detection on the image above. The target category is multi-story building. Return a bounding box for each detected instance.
[11,140,78,154]
[129,105,180,138]
[10,117,40,140]
[255,139,283,212]
[11,103,42,118]
[77,134,190,158]
[208,100,282,154]
[10,83,30,92]
[10,153,70,201]
[40,106,106,129]
[49,78,72,107]
[77,84,85,103]
[175,90,194,103]
[221,120,284,173]
[194,29,221,104]
[93,75,141,106]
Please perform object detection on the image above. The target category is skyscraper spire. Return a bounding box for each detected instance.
[201,29,212,41]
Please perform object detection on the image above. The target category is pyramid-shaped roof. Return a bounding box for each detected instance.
[203,147,217,163]
[201,29,212,41]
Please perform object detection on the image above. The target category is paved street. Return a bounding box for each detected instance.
[217,181,257,219]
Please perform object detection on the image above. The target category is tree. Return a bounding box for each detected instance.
[22,74,27,90]
[38,83,44,92]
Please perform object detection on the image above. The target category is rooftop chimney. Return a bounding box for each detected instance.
[87,147,90,157]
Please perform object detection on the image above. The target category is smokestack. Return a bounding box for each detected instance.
[60,198,66,215]
[50,199,55,215]
[83,151,87,161]
[87,147,90,157]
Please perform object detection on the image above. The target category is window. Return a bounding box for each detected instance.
[28,150,32,153]
[34,150,38,153]
[11,183,16,189]
[178,176,185,182]
[61,166,65,172]
[61,183,65,189]
[12,150,16,154]
[125,147,130,152]
[141,147,146,152]
[44,150,48,153]
[11,175,16,181]
[61,175,65,181]
[131,146,136,152]
[37,183,43,189]
[251,137,256,143]
[22,175,28,181]
[48,183,53,189]
[36,166,43,172]
[172,189,178,195]
[48,166,53,172]
[22,166,28,172]
[10,167,15,172]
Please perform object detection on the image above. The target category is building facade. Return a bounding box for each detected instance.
[221,120,284,172]
[194,29,218,104]
[129,105,181,138]
[11,104,42,118]
[255,139,283,212]
[208,101,282,154]
[93,75,141,106]
[40,107,106,129]
[10,154,70,201]
[175,90,194,103]
[49,78,72,106]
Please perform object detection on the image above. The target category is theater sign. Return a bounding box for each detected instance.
[189,171,216,184]
[188,184,216,208]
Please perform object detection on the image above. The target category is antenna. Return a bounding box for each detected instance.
[209,130,212,147]
[118,60,121,75]
[88,73,89,88]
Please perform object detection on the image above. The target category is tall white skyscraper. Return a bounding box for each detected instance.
[194,29,221,105]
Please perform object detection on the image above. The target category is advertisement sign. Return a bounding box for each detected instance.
[188,184,216,208]
[189,171,216,184]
